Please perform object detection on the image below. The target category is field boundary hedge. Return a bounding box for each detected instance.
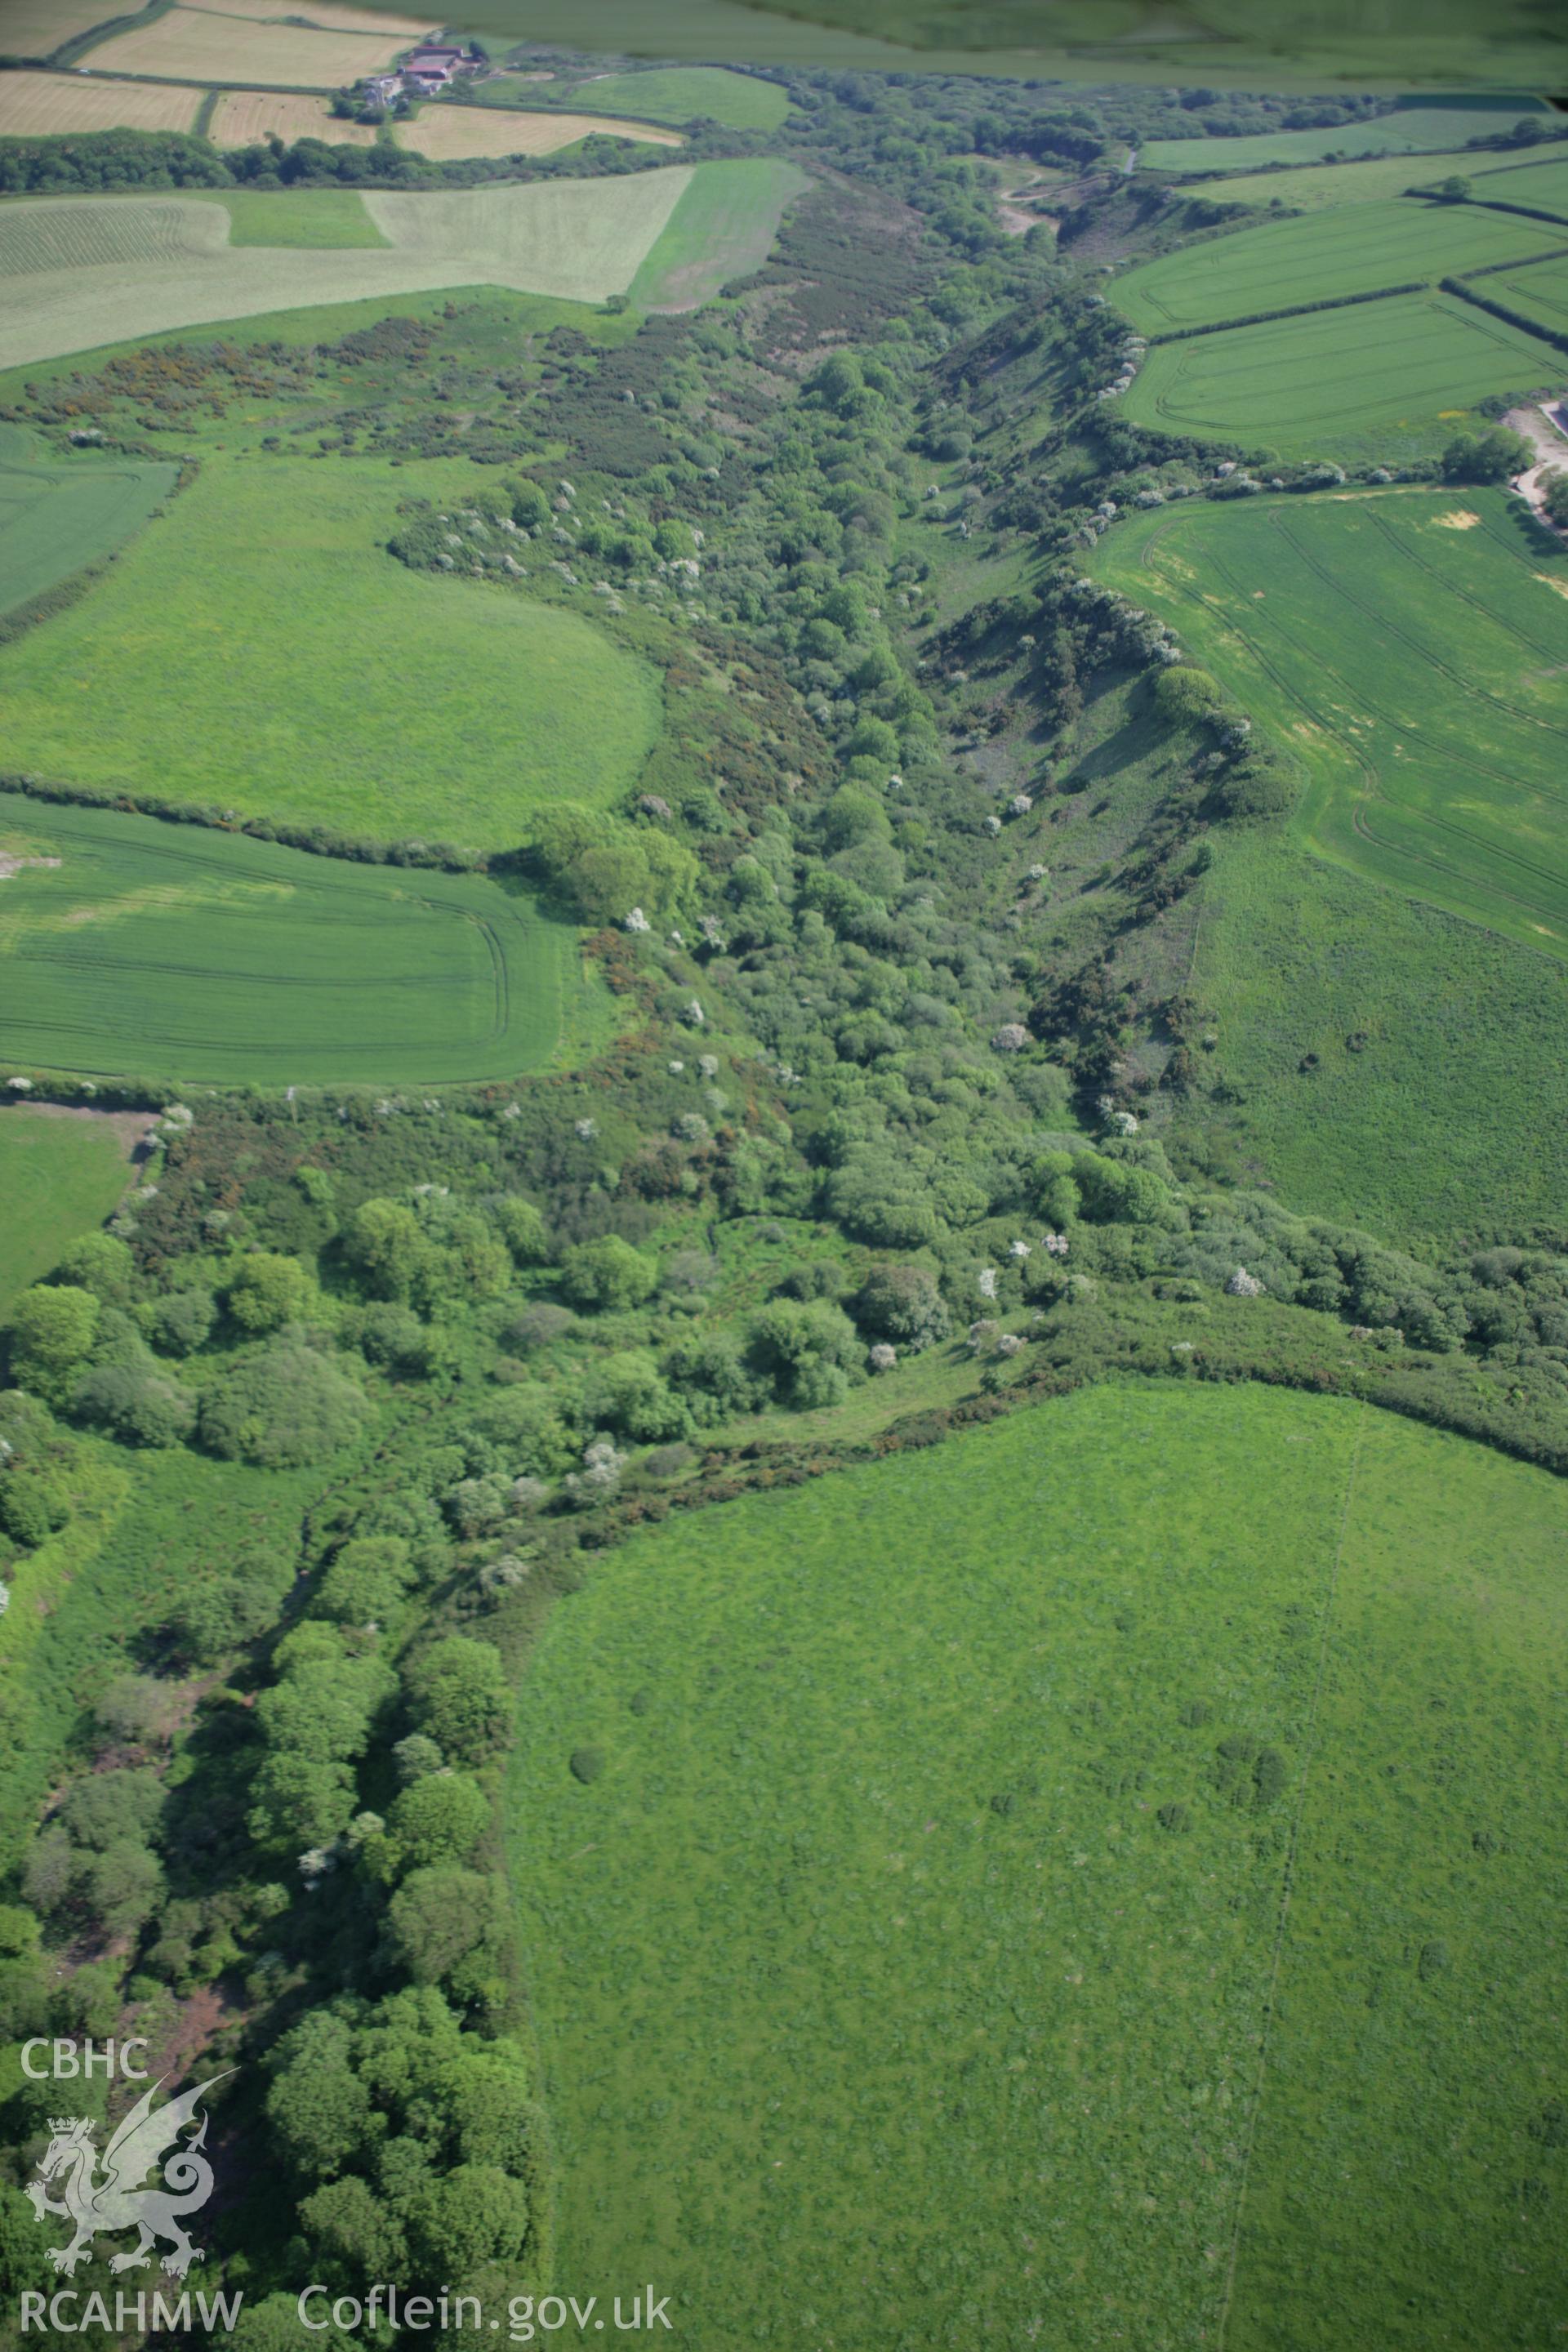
[0,769,488,872]
[1143,278,1426,345]
[1441,273,1568,355]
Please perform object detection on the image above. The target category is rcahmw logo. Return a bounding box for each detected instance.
[16,2043,242,2331]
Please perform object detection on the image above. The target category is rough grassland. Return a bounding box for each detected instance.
[1122,291,1560,453]
[1115,198,1568,335]
[1139,105,1552,176]
[564,65,791,130]
[0,424,176,616]
[392,107,682,162]
[0,1106,138,1315]
[1200,151,1499,214]
[1095,488,1568,956]
[80,1,409,82]
[0,71,202,137]
[0,794,573,1087]
[629,155,811,310]
[0,457,662,850]
[208,91,380,148]
[0,173,694,368]
[509,1383,1568,2351]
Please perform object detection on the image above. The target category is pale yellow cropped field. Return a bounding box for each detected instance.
[84,3,408,85]
[0,172,697,370]
[394,107,684,161]
[0,72,202,136]
[0,0,131,57]
[209,91,379,147]
[193,1,433,31]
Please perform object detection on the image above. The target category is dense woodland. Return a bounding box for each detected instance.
[0,49,1566,2348]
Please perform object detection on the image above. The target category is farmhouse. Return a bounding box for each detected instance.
[403,43,474,84]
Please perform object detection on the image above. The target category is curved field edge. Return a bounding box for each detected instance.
[506,1382,1568,2351]
[0,456,665,852]
[1091,486,1568,956]
[0,423,178,619]
[0,795,578,1089]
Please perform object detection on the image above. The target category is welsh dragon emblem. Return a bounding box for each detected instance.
[24,2074,230,2278]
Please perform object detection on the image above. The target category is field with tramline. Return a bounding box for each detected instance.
[393,106,682,161]
[1094,487,1568,954]
[562,65,792,129]
[0,424,176,617]
[0,454,663,850]
[1122,289,1560,450]
[1113,198,1568,334]
[510,1383,1568,2352]
[80,1,410,82]
[1138,103,1552,176]
[1466,251,1568,337]
[208,91,379,148]
[0,71,202,137]
[1467,150,1568,220]
[0,795,573,1087]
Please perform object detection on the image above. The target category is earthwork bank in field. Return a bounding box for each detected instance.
[1095,486,1568,953]
[0,455,663,850]
[0,424,176,618]
[0,795,575,1087]
[510,1383,1568,2352]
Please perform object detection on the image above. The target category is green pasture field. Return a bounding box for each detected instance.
[0,1105,138,1314]
[1176,820,1568,1242]
[1468,250,1568,337]
[0,421,176,617]
[1121,290,1561,453]
[1113,199,1567,335]
[1096,488,1568,956]
[1467,149,1568,222]
[1192,150,1495,213]
[509,1381,1568,2351]
[1114,196,1568,333]
[0,454,662,849]
[628,155,812,310]
[0,173,695,370]
[198,187,391,249]
[0,793,575,1087]
[559,65,792,129]
[1138,104,1555,177]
